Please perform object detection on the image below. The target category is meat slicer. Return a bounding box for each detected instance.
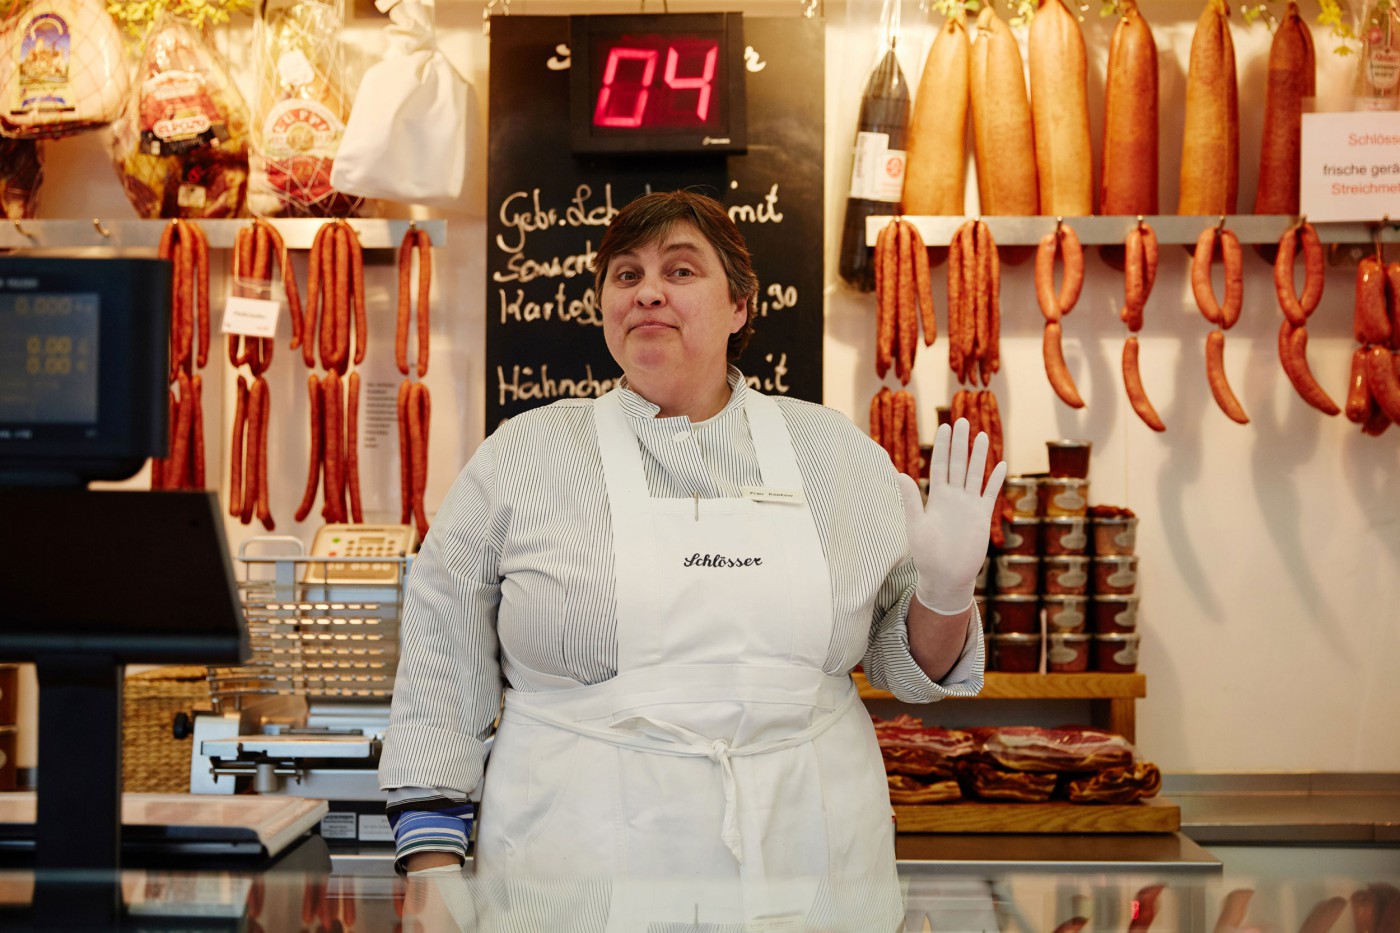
[186,529,410,845]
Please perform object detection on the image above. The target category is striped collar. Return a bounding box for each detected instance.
[616,366,749,424]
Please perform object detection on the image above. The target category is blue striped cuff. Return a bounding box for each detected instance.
[391,806,475,870]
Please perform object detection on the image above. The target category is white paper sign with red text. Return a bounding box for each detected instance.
[1300,111,1400,222]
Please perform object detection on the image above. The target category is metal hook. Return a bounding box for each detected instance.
[1373,220,1386,261]
[801,0,819,17]
[1135,214,1145,232]
[12,219,35,240]
[482,0,508,35]
[1216,214,1228,232]
[92,218,111,238]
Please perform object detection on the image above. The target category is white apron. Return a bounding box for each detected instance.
[475,389,903,932]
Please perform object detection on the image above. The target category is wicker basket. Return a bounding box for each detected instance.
[122,666,212,793]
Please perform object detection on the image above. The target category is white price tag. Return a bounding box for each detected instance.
[221,295,280,338]
[1300,111,1400,221]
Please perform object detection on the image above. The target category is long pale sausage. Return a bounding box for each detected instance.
[970,7,1039,217]
[1254,1,1315,217]
[904,11,969,216]
[1101,0,1159,216]
[1179,0,1239,215]
[1029,0,1094,215]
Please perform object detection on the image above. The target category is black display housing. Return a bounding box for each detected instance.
[570,12,747,156]
[0,256,170,486]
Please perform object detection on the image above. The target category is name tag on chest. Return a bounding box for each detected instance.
[740,486,805,505]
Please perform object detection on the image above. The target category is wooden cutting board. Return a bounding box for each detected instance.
[893,796,1180,833]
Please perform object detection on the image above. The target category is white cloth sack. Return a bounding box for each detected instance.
[330,0,468,203]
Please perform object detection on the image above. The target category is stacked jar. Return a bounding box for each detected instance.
[987,477,1041,671]
[1090,505,1141,674]
[0,664,17,791]
[1040,441,1093,673]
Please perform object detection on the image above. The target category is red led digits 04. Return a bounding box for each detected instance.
[593,39,719,129]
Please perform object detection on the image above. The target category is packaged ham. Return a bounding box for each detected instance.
[0,0,129,138]
[1064,760,1162,804]
[972,725,1136,773]
[249,0,361,217]
[887,774,962,805]
[959,760,1058,802]
[109,17,249,218]
[1,136,42,217]
[872,715,975,778]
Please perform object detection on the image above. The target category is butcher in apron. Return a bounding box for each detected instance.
[381,191,1005,932]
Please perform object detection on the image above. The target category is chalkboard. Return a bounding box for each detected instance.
[486,15,825,426]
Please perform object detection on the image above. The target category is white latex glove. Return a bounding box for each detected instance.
[896,418,1008,614]
[404,863,476,932]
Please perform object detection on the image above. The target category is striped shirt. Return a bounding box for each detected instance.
[380,369,984,867]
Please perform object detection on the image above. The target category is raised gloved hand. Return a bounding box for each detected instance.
[405,863,476,932]
[895,418,1007,615]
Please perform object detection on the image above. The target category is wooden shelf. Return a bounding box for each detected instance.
[863,213,1398,247]
[855,671,1147,742]
[0,218,447,251]
[892,797,1180,834]
[855,671,1145,702]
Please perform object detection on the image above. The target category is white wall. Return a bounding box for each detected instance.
[12,0,1399,775]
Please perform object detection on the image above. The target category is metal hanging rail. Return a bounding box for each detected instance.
[2,218,447,251]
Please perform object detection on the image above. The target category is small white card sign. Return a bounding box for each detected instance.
[1300,111,1400,222]
[221,295,281,338]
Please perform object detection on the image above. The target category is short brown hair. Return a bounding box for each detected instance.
[592,189,759,363]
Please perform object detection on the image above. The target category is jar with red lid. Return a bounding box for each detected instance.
[1091,594,1139,633]
[1042,595,1087,634]
[994,555,1039,595]
[1046,439,1092,478]
[1041,517,1088,556]
[1004,476,1041,518]
[991,633,1042,673]
[991,594,1040,634]
[999,516,1040,556]
[1042,556,1090,596]
[1093,555,1139,595]
[1039,477,1089,517]
[1091,515,1138,555]
[1094,632,1140,672]
[1047,632,1091,672]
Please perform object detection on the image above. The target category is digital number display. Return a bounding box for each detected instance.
[0,292,100,426]
[571,13,747,155]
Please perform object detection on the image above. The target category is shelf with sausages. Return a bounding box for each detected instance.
[864,214,1400,248]
[0,218,447,251]
[854,670,1146,742]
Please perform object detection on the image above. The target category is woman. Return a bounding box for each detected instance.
[380,190,1006,931]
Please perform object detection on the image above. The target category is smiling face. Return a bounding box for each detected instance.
[601,220,748,406]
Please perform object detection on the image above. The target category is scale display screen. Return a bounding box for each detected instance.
[0,292,100,428]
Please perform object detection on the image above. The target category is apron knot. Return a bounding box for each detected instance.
[706,739,731,764]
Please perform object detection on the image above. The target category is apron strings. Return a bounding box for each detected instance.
[506,685,859,864]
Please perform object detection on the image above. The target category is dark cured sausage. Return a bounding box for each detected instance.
[347,371,363,524]
[1206,329,1249,424]
[294,373,324,523]
[1123,336,1166,431]
[1278,321,1341,416]
[1043,321,1085,408]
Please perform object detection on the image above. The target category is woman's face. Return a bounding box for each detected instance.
[600,221,747,386]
